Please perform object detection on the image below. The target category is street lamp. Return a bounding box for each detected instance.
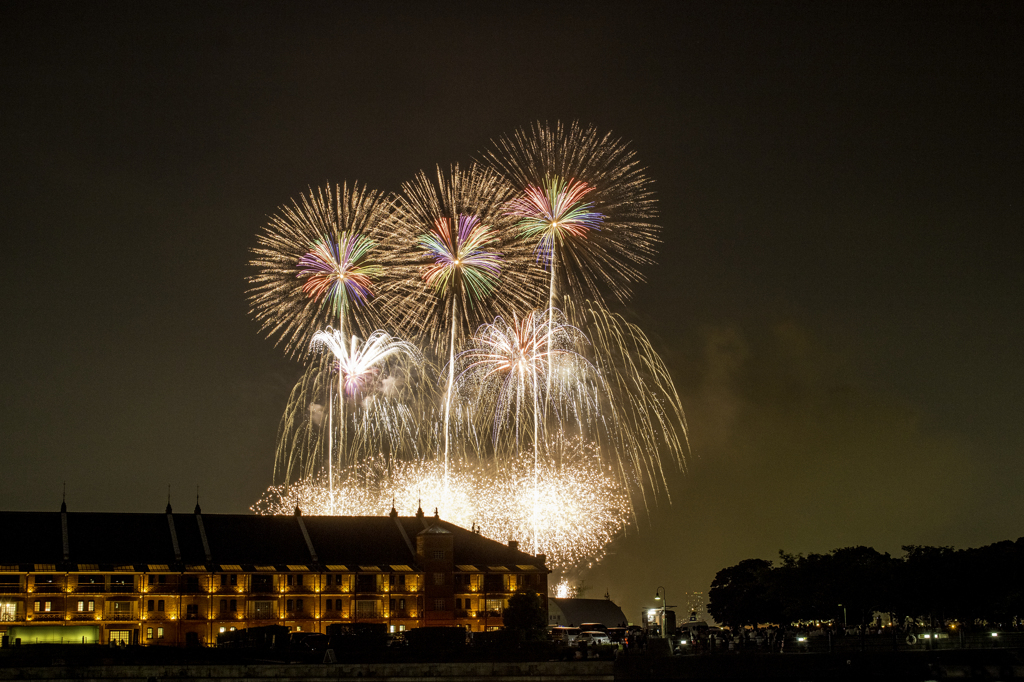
[655,587,667,636]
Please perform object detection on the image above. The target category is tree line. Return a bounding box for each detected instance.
[707,538,1024,629]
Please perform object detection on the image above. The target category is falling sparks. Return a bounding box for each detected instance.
[253,436,631,570]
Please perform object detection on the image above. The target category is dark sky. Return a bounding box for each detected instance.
[2,1,1021,619]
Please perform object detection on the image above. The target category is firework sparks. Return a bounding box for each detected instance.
[254,435,631,570]
[562,294,689,508]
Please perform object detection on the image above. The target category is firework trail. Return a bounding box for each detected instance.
[391,164,542,492]
[254,434,630,569]
[561,294,689,510]
[248,182,402,357]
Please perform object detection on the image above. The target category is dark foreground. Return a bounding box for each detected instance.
[1,646,1022,680]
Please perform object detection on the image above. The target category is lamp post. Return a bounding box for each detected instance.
[654,587,667,637]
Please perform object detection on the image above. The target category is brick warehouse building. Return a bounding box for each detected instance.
[0,502,549,646]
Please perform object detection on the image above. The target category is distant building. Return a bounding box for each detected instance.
[0,502,548,646]
[548,598,628,628]
[681,591,706,622]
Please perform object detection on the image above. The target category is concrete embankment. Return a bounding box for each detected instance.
[0,661,614,682]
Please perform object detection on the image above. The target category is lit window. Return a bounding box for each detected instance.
[88,600,95,612]
[44,601,52,612]
[157,627,164,639]
[78,601,85,612]
[146,627,153,640]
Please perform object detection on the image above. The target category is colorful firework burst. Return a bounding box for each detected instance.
[248,182,400,357]
[508,175,605,269]
[297,232,381,311]
[418,214,503,302]
[482,121,659,307]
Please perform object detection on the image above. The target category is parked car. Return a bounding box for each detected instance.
[549,626,581,645]
[577,631,611,646]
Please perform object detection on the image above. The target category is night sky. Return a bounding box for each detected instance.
[2,2,1021,620]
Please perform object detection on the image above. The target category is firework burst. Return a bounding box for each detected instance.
[483,120,659,308]
[248,128,688,573]
[455,308,599,456]
[272,335,435,486]
[312,328,421,397]
[248,182,400,357]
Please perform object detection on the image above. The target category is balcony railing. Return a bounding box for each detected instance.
[105,613,136,621]
[32,585,63,594]
[74,586,105,593]
[30,613,64,622]
[108,584,134,593]
[0,585,23,594]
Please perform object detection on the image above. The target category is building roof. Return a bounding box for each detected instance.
[549,598,629,628]
[0,508,547,573]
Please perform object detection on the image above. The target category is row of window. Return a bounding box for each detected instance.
[20,570,534,586]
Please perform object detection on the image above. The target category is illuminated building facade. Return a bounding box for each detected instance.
[0,503,548,646]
